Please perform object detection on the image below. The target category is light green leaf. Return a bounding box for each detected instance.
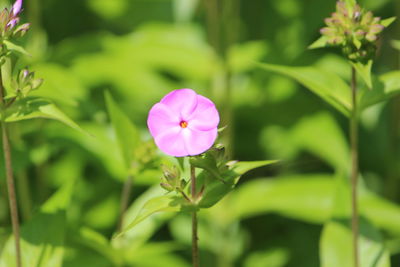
[257,63,352,116]
[112,186,174,250]
[359,71,400,111]
[3,40,30,56]
[115,194,187,238]
[198,160,278,208]
[0,180,75,267]
[320,177,391,267]
[105,91,140,170]
[291,112,349,171]
[351,60,373,89]
[392,40,400,50]
[5,97,85,134]
[381,17,396,27]
[308,36,329,50]
[227,174,335,223]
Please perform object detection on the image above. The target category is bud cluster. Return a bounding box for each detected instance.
[0,0,29,39]
[160,165,187,193]
[320,1,385,62]
[13,69,43,98]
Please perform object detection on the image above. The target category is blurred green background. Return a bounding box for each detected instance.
[0,0,400,266]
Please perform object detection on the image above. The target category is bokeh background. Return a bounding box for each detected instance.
[0,0,400,266]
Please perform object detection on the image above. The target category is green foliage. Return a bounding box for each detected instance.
[4,97,84,133]
[258,63,352,116]
[105,91,140,172]
[320,177,391,267]
[0,180,75,267]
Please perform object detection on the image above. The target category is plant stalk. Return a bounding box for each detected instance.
[350,66,359,267]
[0,70,22,267]
[117,174,133,232]
[190,164,199,267]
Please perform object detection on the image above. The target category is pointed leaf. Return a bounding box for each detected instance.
[198,160,277,208]
[4,97,85,134]
[359,71,400,111]
[257,63,352,116]
[3,40,30,56]
[115,194,187,238]
[381,17,396,27]
[105,91,140,170]
[350,60,373,89]
[308,36,329,50]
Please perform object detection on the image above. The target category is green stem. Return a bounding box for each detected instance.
[350,66,359,267]
[0,70,22,267]
[117,175,133,232]
[190,164,199,267]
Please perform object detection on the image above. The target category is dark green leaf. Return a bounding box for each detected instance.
[198,160,277,208]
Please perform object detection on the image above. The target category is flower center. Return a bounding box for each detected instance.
[180,120,188,128]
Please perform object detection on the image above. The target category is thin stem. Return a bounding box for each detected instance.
[0,71,22,267]
[117,175,133,232]
[190,164,199,267]
[350,66,359,267]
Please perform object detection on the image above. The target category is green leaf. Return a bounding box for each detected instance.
[198,160,277,208]
[0,180,75,267]
[320,177,391,267]
[4,97,85,134]
[115,194,187,238]
[358,71,400,111]
[257,63,352,116]
[392,40,400,51]
[3,40,30,56]
[228,174,336,223]
[308,36,329,49]
[381,17,396,27]
[350,60,373,89]
[105,91,140,170]
[112,186,175,250]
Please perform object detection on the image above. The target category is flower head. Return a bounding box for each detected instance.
[320,1,387,62]
[147,89,219,157]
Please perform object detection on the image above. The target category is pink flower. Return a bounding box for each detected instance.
[12,0,22,16]
[147,89,219,157]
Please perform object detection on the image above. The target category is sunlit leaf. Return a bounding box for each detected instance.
[0,180,75,267]
[4,40,30,56]
[320,177,391,267]
[359,71,400,111]
[257,63,352,116]
[115,194,188,238]
[105,91,140,171]
[350,60,372,89]
[5,97,85,134]
[308,36,329,49]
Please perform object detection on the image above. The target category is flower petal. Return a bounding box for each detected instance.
[160,89,197,119]
[182,127,217,156]
[154,127,188,157]
[12,0,22,15]
[188,95,219,131]
[147,103,180,138]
